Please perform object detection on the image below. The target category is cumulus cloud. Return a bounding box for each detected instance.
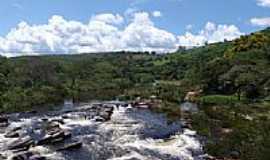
[0,12,178,57]
[256,0,270,7]
[250,17,270,27]
[121,12,176,52]
[152,11,162,17]
[91,13,124,25]
[178,22,243,47]
[0,12,243,57]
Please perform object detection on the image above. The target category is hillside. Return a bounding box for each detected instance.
[0,28,269,109]
[0,27,270,159]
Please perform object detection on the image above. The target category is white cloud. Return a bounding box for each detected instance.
[178,22,243,47]
[0,13,244,57]
[185,24,193,30]
[0,12,177,57]
[91,13,124,25]
[121,12,177,52]
[152,11,162,17]
[250,17,270,27]
[257,0,270,7]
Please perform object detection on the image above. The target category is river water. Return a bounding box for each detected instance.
[0,102,204,160]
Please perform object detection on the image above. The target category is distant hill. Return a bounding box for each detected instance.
[0,27,269,111]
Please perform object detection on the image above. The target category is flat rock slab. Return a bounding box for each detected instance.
[7,136,34,150]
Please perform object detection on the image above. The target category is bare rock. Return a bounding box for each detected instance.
[4,132,20,138]
[37,130,71,145]
[7,136,34,150]
[11,152,46,160]
[11,151,33,160]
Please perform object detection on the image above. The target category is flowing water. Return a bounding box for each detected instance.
[0,102,204,160]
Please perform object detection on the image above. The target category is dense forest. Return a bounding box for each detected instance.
[0,27,270,159]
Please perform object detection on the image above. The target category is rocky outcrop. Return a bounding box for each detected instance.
[0,102,123,159]
[37,121,71,145]
[98,106,114,121]
[7,136,34,151]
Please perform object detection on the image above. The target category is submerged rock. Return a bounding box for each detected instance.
[0,116,8,123]
[99,112,112,121]
[11,151,34,160]
[10,151,46,160]
[56,141,82,151]
[50,118,65,125]
[29,155,46,160]
[0,116,9,127]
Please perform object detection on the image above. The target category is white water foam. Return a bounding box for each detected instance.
[97,106,203,160]
[0,105,204,160]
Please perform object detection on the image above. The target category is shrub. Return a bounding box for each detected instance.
[200,95,240,105]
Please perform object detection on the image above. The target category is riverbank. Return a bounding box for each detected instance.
[190,101,270,160]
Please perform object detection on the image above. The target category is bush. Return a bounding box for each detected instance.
[200,95,240,105]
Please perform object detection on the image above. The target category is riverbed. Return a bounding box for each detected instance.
[0,102,204,160]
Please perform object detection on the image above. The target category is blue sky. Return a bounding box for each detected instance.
[0,0,269,56]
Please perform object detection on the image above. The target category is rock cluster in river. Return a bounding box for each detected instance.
[0,105,115,160]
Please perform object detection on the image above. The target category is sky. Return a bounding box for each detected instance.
[0,0,269,57]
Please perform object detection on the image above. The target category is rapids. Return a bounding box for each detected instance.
[0,102,204,160]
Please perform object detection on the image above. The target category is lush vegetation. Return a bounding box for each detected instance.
[0,27,270,159]
[192,102,270,160]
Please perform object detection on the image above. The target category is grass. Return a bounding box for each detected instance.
[200,95,243,105]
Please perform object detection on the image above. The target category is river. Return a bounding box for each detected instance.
[0,102,204,160]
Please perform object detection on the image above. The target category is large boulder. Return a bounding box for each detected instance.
[44,121,62,135]
[99,112,111,121]
[103,106,114,114]
[98,106,114,121]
